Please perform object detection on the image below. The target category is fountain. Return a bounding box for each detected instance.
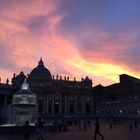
[0,79,38,132]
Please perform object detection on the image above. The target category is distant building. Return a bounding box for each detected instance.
[94,74,140,119]
[0,58,94,124]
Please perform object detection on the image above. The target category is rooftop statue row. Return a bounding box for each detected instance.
[8,58,92,88]
[0,58,92,87]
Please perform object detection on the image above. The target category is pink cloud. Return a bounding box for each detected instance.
[0,0,140,86]
[0,0,59,21]
[0,1,79,82]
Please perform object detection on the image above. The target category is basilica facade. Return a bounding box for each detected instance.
[0,58,94,123]
[1,59,139,124]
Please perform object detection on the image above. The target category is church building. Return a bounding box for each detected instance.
[0,58,94,123]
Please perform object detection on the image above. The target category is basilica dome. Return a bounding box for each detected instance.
[29,58,51,80]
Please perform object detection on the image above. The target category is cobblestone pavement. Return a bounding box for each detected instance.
[0,123,140,140]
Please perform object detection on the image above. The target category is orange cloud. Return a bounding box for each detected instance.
[67,55,140,85]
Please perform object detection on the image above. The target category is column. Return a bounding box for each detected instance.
[52,94,54,114]
[43,94,46,114]
[59,95,62,114]
[82,95,85,114]
[67,95,70,114]
[91,96,94,114]
[46,94,48,114]
[64,94,67,114]
[4,95,7,106]
[74,95,77,114]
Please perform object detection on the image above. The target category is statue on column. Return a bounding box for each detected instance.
[60,75,62,80]
[52,75,54,80]
[67,77,69,81]
[56,74,59,80]
[6,78,9,84]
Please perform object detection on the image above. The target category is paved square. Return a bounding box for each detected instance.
[0,122,139,140]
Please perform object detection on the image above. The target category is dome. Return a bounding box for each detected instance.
[29,58,51,80]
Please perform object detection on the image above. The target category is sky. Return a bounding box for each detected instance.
[0,0,140,86]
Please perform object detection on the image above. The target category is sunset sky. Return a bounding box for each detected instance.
[0,0,140,86]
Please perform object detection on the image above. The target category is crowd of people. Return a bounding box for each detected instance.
[23,117,139,140]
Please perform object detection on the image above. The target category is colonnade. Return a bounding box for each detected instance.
[41,93,94,115]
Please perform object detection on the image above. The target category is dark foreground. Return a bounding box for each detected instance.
[0,122,140,140]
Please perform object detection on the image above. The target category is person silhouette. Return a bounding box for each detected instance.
[94,117,104,140]
[23,120,30,140]
[129,119,133,131]
[36,118,44,140]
